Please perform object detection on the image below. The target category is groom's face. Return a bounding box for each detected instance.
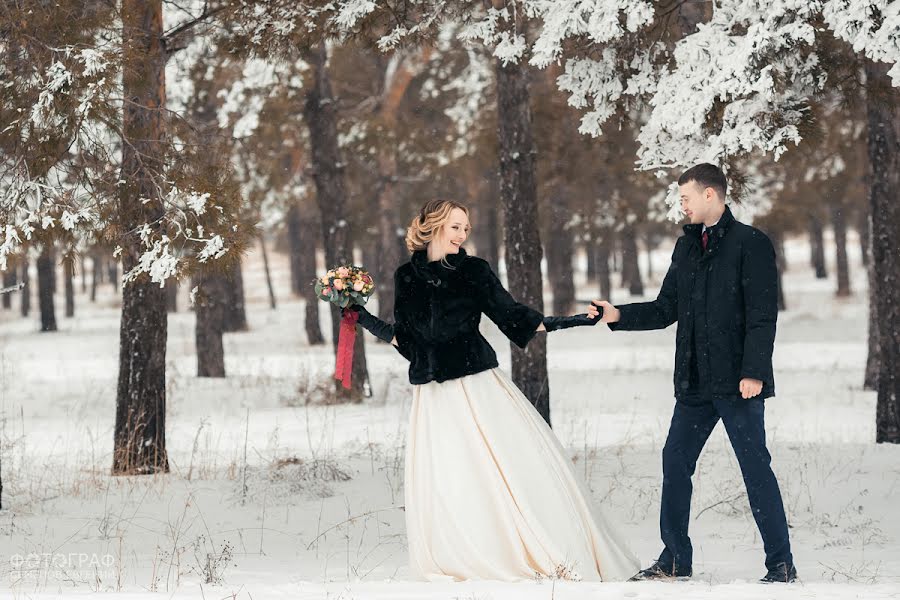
[679,181,713,224]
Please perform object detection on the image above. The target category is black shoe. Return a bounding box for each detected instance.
[628,561,692,581]
[760,562,797,583]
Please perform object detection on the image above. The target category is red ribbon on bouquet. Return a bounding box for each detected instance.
[334,308,360,389]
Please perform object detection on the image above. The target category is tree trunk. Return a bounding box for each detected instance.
[90,249,100,302]
[194,270,227,377]
[80,254,87,293]
[619,233,630,290]
[858,206,870,267]
[866,59,900,443]
[113,0,169,475]
[862,203,879,390]
[20,259,30,317]
[260,234,277,310]
[304,298,325,346]
[295,204,325,345]
[302,43,367,401]
[361,238,379,286]
[2,263,16,309]
[777,234,788,273]
[864,264,880,390]
[494,39,550,426]
[64,257,75,317]
[166,279,178,312]
[96,253,105,283]
[108,258,118,292]
[831,205,852,297]
[37,246,57,332]
[621,225,644,296]
[286,204,305,295]
[586,241,597,281]
[808,214,827,279]
[187,77,231,369]
[546,196,575,315]
[374,177,404,327]
[769,229,787,311]
[596,231,613,303]
[222,259,248,332]
[476,179,501,273]
[50,250,57,295]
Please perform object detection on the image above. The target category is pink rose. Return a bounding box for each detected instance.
[322,287,332,295]
[353,281,365,292]
[333,279,345,291]
[336,267,350,278]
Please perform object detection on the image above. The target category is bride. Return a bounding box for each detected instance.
[348,199,638,582]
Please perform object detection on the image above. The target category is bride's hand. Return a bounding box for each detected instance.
[588,300,619,323]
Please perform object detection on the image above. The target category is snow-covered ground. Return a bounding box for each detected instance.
[1,234,898,599]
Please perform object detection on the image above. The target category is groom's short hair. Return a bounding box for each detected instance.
[678,163,727,200]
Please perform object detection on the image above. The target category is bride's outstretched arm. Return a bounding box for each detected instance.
[540,303,605,332]
[475,260,603,339]
[474,261,543,347]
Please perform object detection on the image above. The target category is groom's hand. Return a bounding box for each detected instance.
[588,300,620,324]
[739,378,763,399]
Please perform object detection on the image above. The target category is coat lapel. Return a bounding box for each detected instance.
[684,205,736,264]
[704,206,735,260]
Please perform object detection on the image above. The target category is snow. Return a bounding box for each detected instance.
[217,59,279,139]
[529,1,655,68]
[0,235,898,599]
[332,0,377,30]
[824,0,900,86]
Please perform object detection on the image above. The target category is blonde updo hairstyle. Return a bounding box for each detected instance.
[405,199,471,253]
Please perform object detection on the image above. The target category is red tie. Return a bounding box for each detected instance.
[702,229,709,251]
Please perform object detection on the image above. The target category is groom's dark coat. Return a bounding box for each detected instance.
[610,206,778,401]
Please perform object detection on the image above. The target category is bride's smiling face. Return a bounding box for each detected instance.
[434,208,470,255]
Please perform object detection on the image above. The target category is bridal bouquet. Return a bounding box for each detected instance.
[314,265,375,389]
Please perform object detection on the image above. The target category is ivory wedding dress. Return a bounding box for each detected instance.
[404,367,639,582]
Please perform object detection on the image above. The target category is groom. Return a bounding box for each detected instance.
[588,163,796,583]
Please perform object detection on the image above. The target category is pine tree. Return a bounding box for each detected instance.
[303,44,369,402]
[113,0,170,474]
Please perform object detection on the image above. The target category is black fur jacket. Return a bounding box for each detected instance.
[390,248,543,384]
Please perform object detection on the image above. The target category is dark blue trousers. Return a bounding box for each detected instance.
[658,396,792,572]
